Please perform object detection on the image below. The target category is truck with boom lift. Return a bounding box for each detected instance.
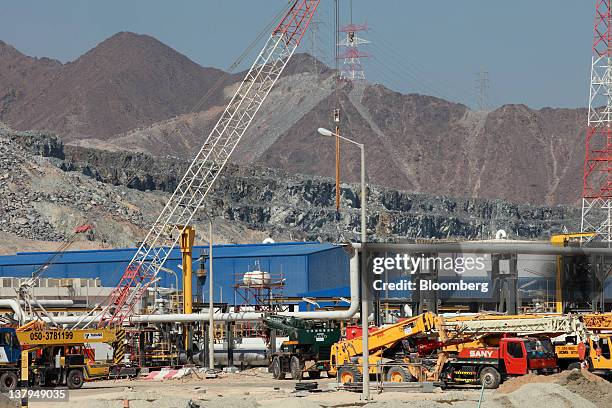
[0,321,125,391]
[329,312,589,389]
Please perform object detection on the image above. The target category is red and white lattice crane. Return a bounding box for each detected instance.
[97,0,321,327]
[582,0,612,242]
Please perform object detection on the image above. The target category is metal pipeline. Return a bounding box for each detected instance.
[19,300,74,307]
[44,240,612,326]
[46,247,361,325]
[363,241,612,256]
[0,299,24,324]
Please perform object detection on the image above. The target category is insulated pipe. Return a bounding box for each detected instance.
[19,300,74,307]
[363,242,612,256]
[0,299,24,324]
[45,240,611,326]
[275,247,360,319]
[46,248,361,325]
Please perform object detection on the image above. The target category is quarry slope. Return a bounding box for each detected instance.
[0,125,579,253]
[0,33,586,206]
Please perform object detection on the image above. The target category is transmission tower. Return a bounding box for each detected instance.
[337,23,370,82]
[581,0,612,243]
[476,68,489,112]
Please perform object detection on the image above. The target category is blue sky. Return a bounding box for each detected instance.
[0,1,594,109]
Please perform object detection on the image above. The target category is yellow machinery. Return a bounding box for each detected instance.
[177,225,196,350]
[329,312,593,387]
[555,313,612,377]
[329,313,452,383]
[0,322,125,391]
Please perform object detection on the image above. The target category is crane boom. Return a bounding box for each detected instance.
[98,0,321,327]
[443,314,590,342]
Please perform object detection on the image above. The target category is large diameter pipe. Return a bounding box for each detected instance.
[44,240,601,326]
[363,242,612,255]
[0,299,24,324]
[46,248,361,325]
[276,248,360,319]
[19,300,74,307]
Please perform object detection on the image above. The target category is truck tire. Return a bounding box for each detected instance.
[479,367,501,389]
[386,366,413,382]
[66,369,84,389]
[337,366,362,384]
[0,372,18,392]
[271,356,285,380]
[290,356,303,380]
[568,362,582,371]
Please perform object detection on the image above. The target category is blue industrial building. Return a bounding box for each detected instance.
[0,242,350,304]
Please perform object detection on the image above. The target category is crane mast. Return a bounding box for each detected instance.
[98,0,321,327]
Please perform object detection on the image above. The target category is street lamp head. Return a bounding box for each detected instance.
[317,127,334,137]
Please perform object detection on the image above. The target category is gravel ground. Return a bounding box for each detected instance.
[28,368,611,408]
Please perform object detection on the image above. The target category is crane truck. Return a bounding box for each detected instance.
[450,312,612,380]
[554,313,612,379]
[0,322,124,391]
[330,313,588,389]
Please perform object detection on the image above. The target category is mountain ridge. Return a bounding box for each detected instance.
[0,32,588,206]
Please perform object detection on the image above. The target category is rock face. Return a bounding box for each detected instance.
[5,128,579,246]
[0,33,586,206]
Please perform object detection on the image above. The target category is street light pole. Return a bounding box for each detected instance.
[317,128,369,400]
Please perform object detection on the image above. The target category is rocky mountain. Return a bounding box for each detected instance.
[0,32,231,141]
[0,33,587,206]
[0,125,579,254]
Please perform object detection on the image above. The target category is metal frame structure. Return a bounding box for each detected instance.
[97,0,321,327]
[582,0,612,242]
[233,271,287,313]
[337,23,370,82]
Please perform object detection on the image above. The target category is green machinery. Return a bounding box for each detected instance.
[263,316,341,380]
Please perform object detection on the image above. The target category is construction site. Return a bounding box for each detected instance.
[1,1,612,407]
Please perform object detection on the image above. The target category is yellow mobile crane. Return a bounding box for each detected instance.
[0,321,125,391]
[330,313,589,388]
[555,313,612,378]
[329,313,456,383]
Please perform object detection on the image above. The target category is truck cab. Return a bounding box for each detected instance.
[443,336,557,388]
[0,328,21,365]
[556,334,612,378]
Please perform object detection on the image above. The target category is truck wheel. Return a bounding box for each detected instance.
[337,366,362,384]
[66,369,84,389]
[479,367,501,389]
[308,371,321,379]
[0,372,18,391]
[290,356,303,380]
[271,356,285,380]
[568,362,582,371]
[386,366,413,382]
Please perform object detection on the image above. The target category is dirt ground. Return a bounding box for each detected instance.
[12,368,605,408]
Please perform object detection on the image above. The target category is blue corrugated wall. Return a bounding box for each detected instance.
[0,243,350,305]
